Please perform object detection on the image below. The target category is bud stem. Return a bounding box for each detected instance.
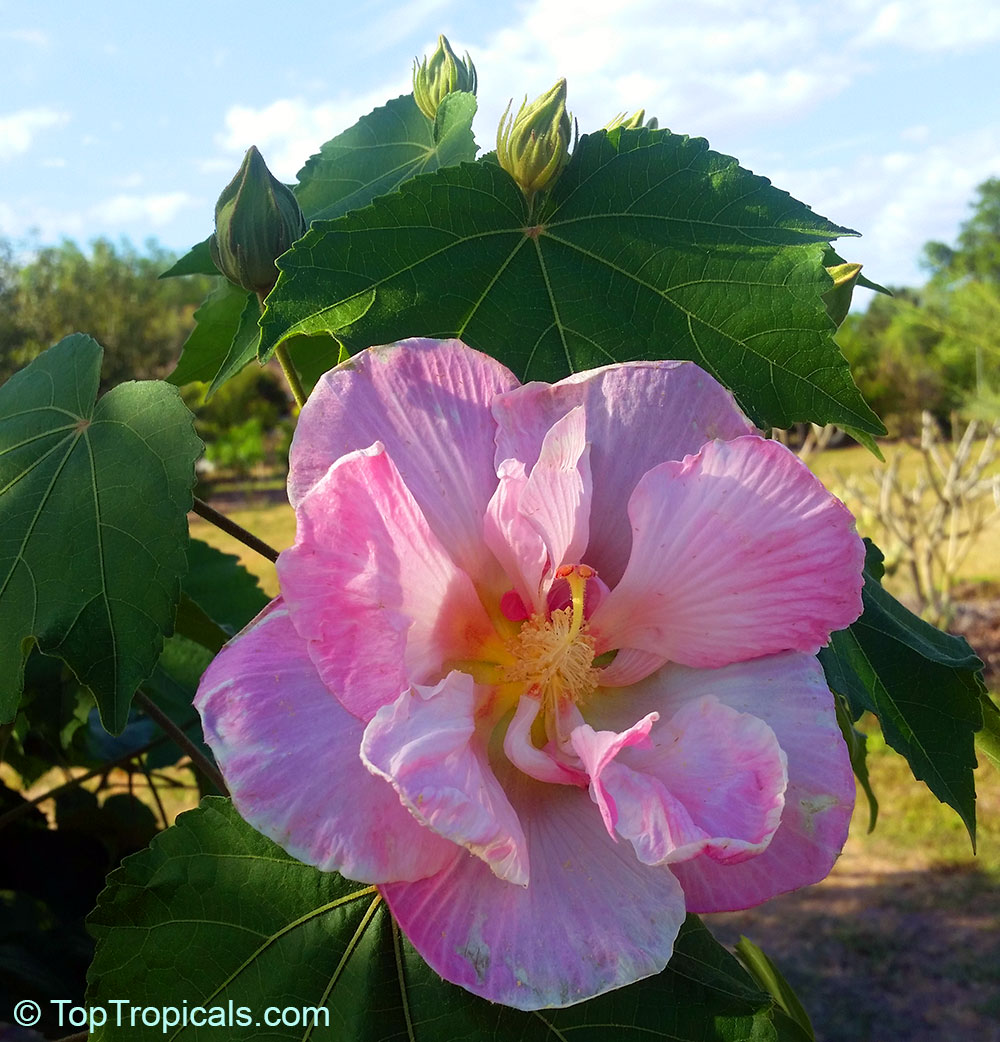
[275,342,307,410]
[258,290,308,410]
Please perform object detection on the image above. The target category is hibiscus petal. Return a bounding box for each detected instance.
[288,337,518,584]
[597,647,667,687]
[381,765,686,1010]
[503,694,588,786]
[361,672,528,885]
[278,443,496,721]
[592,436,864,667]
[571,698,785,867]
[628,696,786,864]
[484,406,592,608]
[492,361,755,586]
[567,712,659,835]
[586,652,855,911]
[194,601,454,884]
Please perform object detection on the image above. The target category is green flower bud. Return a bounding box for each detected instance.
[413,35,477,121]
[605,109,647,132]
[823,261,863,328]
[497,79,573,202]
[209,146,307,296]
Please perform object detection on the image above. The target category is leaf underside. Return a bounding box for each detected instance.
[0,335,201,732]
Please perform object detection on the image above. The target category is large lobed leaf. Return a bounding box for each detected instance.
[261,126,884,433]
[820,544,984,845]
[87,797,802,1041]
[295,91,478,222]
[0,335,201,732]
[167,92,478,393]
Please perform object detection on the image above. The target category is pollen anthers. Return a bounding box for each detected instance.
[503,564,599,709]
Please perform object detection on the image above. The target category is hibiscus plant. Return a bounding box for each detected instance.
[1,36,996,1042]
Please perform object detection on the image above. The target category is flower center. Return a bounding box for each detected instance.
[502,564,598,709]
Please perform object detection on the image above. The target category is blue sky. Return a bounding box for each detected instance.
[2,0,999,296]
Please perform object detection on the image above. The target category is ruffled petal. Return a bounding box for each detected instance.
[492,361,755,586]
[571,698,785,867]
[381,764,686,1010]
[567,712,659,836]
[278,443,496,722]
[194,601,454,883]
[484,406,592,609]
[288,338,518,585]
[586,652,855,911]
[591,436,864,667]
[361,672,528,885]
[503,694,589,786]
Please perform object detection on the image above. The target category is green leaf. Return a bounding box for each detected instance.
[0,335,201,732]
[295,92,478,222]
[88,798,791,1041]
[833,692,878,832]
[207,293,264,398]
[975,687,1000,774]
[167,94,478,395]
[141,635,214,772]
[819,543,984,845]
[160,238,217,279]
[733,937,814,1041]
[167,283,253,387]
[173,594,228,654]
[183,537,269,634]
[261,127,884,433]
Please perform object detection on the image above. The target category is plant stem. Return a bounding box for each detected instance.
[258,290,307,409]
[135,691,229,796]
[138,756,169,828]
[275,342,308,409]
[191,497,279,563]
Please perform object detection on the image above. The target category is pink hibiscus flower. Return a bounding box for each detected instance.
[195,338,864,1010]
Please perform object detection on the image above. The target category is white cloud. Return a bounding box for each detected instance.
[766,125,1000,288]
[90,192,198,227]
[462,0,866,146]
[214,87,408,181]
[0,29,49,47]
[0,201,84,242]
[0,107,69,161]
[852,0,1000,50]
[0,191,198,245]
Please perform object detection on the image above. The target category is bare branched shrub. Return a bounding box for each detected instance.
[831,413,1000,625]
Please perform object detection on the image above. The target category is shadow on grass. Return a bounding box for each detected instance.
[707,862,1000,1042]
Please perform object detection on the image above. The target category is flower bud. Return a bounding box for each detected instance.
[209,146,307,296]
[823,261,863,328]
[605,109,646,132]
[497,79,573,201]
[413,35,477,121]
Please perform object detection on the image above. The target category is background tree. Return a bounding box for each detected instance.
[0,237,213,387]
